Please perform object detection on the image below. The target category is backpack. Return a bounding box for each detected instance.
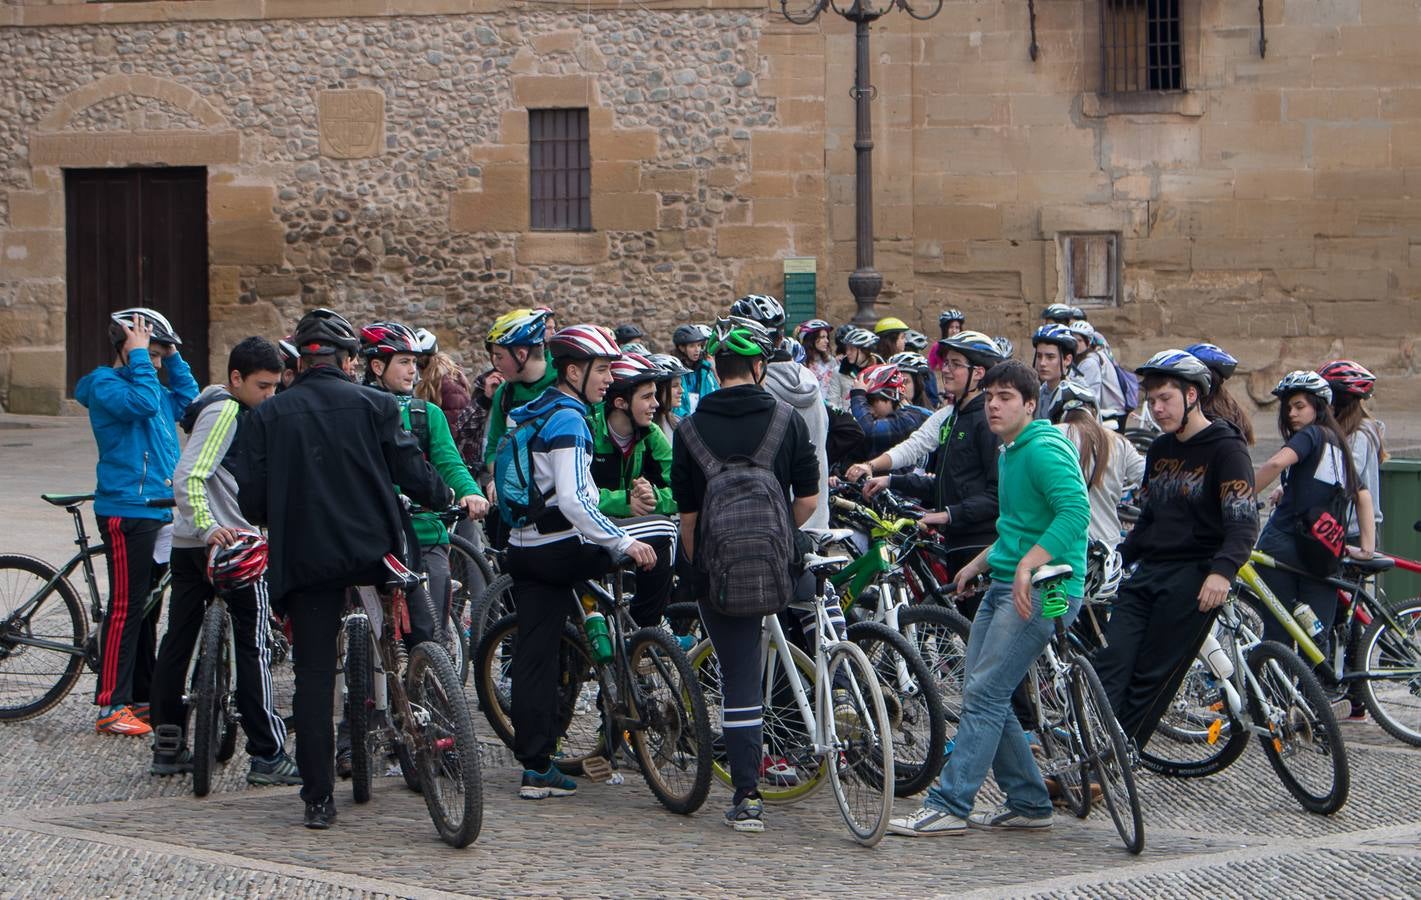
[493,412,554,528]
[678,402,796,618]
[1111,356,1141,412]
[405,398,431,457]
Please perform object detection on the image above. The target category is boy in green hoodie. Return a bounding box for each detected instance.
[890,359,1089,837]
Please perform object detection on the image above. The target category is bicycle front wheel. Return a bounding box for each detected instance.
[627,627,712,815]
[344,616,375,804]
[0,555,87,721]
[1246,641,1349,815]
[447,534,491,684]
[846,621,946,797]
[191,603,229,798]
[407,641,482,847]
[1138,659,1249,779]
[1072,661,1144,855]
[1358,600,1421,747]
[825,642,894,847]
[895,605,970,726]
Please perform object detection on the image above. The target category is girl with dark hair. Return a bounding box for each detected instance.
[1186,343,1255,445]
[1050,381,1144,548]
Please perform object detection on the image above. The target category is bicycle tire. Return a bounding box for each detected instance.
[1358,600,1421,747]
[1029,658,1088,819]
[664,601,705,646]
[215,638,238,765]
[345,615,375,804]
[1246,640,1349,815]
[191,603,227,798]
[468,574,514,661]
[688,636,828,804]
[1072,660,1145,855]
[846,620,946,797]
[1138,660,1249,779]
[825,642,894,847]
[626,627,713,815]
[472,612,602,776]
[895,605,971,726]
[447,534,491,684]
[407,641,483,847]
[0,555,87,721]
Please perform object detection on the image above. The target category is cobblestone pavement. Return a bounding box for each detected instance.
[2,414,1420,897]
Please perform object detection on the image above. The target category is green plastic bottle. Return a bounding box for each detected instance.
[583,610,614,663]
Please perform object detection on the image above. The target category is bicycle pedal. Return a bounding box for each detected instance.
[581,755,615,782]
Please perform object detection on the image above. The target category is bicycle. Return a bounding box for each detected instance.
[473,555,713,815]
[0,493,172,721]
[1137,556,1350,815]
[688,539,896,846]
[338,554,483,847]
[446,529,497,684]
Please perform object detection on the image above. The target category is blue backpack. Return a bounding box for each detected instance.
[1111,355,1141,412]
[493,413,554,528]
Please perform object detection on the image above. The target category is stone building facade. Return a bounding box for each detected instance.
[0,0,1417,414]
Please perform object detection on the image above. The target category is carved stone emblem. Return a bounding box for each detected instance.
[318,90,384,159]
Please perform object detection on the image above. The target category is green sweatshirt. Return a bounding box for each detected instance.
[482,349,557,471]
[397,396,481,547]
[987,418,1091,598]
[587,403,677,517]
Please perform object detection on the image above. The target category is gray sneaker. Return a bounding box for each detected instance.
[724,795,765,833]
[887,806,968,837]
[967,804,1053,829]
[248,752,302,786]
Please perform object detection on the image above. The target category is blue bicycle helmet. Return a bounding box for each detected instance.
[1186,342,1238,380]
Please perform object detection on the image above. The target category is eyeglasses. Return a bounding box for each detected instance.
[943,360,972,372]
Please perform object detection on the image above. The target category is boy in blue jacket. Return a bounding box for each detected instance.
[74,309,198,735]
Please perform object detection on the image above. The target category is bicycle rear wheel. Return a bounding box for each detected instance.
[1030,659,1088,819]
[895,605,970,726]
[0,555,87,721]
[1246,640,1349,815]
[846,621,946,797]
[191,603,229,798]
[627,627,712,815]
[825,642,893,846]
[1072,661,1144,855]
[344,616,375,804]
[407,641,482,847]
[1358,600,1421,747]
[1138,659,1249,778]
[468,574,514,661]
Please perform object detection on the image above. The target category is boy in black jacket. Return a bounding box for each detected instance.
[1093,350,1258,749]
[237,309,452,830]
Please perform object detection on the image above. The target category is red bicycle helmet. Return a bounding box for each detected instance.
[1316,359,1376,399]
[207,531,269,594]
[608,353,663,391]
[359,321,421,359]
[548,324,622,361]
[860,363,906,403]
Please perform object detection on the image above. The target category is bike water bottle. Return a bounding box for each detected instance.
[1200,631,1235,679]
[1291,603,1324,639]
[581,595,613,663]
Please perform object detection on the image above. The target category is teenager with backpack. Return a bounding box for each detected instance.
[671,316,820,833]
[481,308,556,477]
[495,325,670,800]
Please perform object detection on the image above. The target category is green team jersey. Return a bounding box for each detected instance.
[396,395,481,547]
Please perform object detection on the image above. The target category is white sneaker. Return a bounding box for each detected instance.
[887,806,968,837]
[967,804,1053,829]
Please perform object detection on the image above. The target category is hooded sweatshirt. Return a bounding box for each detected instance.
[75,348,199,520]
[588,402,677,517]
[764,360,831,529]
[173,385,257,549]
[1056,423,1145,547]
[989,419,1092,598]
[506,387,632,554]
[1119,418,1258,581]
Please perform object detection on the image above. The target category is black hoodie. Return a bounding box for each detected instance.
[1119,418,1259,580]
[890,391,1000,550]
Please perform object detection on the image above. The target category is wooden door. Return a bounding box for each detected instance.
[65,168,209,394]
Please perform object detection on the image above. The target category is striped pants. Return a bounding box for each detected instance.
[94,516,166,709]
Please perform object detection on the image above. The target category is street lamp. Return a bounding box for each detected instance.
[781,0,944,326]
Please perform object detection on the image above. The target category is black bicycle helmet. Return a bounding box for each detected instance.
[614,323,646,345]
[293,308,360,355]
[672,323,710,346]
[730,294,786,329]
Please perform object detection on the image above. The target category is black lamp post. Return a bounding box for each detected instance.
[781,0,943,326]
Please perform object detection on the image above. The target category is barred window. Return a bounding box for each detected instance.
[529,108,591,232]
[1100,0,1184,93]
[1062,233,1119,308]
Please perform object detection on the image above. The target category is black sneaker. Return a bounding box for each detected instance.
[248,752,302,786]
[149,724,193,776]
[304,795,337,830]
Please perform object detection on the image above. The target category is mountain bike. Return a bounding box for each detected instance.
[1138,558,1349,815]
[688,540,896,846]
[0,493,172,721]
[339,554,482,847]
[473,555,713,815]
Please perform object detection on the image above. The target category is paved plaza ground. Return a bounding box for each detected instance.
[1,412,1419,898]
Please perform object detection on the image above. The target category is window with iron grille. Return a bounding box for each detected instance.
[529,108,591,232]
[1061,233,1119,308]
[1099,0,1184,93]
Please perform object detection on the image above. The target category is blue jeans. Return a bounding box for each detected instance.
[925,580,1082,819]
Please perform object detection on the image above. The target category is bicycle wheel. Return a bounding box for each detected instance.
[626,627,713,814]
[824,642,894,847]
[447,534,491,684]
[1071,661,1144,855]
[0,555,87,721]
[895,605,970,726]
[1138,660,1249,779]
[344,616,375,804]
[468,574,514,660]
[1245,640,1349,815]
[664,601,705,646]
[407,641,483,847]
[1029,659,1088,819]
[191,603,228,798]
[472,612,603,776]
[846,621,946,797]
[1359,600,1421,747]
[689,636,827,804]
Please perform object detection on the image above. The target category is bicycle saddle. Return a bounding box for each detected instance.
[382,553,425,593]
[1343,555,1394,574]
[1031,563,1074,587]
[41,493,94,507]
[800,527,856,551]
[803,552,851,573]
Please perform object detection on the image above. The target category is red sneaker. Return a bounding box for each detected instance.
[96,707,152,736]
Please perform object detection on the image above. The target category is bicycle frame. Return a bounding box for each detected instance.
[1235,554,1327,666]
